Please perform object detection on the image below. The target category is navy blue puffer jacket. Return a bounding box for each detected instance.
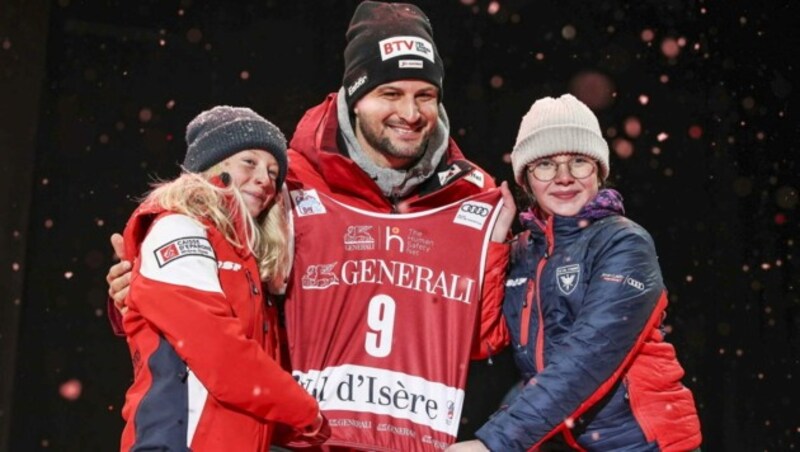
[475,190,701,451]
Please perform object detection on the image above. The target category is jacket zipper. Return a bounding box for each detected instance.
[623,375,655,441]
[245,268,261,338]
[533,249,549,372]
[485,342,495,366]
[521,218,554,373]
[520,279,535,347]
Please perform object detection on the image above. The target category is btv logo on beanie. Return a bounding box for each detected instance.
[379,36,435,62]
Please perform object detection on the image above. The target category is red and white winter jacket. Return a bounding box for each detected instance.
[119,201,319,451]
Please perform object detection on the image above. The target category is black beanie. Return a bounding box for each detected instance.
[183,106,288,189]
[342,1,444,111]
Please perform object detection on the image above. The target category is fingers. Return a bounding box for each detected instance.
[113,287,130,315]
[110,233,126,261]
[301,412,325,437]
[491,181,517,243]
[107,260,132,313]
[445,440,490,452]
[499,181,517,213]
[106,260,131,285]
[108,266,131,296]
[110,276,131,314]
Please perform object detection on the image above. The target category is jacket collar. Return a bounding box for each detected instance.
[336,87,452,199]
[287,92,488,212]
[520,188,626,236]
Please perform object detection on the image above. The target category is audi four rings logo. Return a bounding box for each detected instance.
[461,204,489,216]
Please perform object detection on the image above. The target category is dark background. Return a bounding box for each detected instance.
[2,0,798,450]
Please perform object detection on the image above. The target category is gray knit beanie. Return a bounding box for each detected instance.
[511,94,610,186]
[183,106,288,189]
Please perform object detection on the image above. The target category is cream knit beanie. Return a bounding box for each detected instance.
[511,94,609,186]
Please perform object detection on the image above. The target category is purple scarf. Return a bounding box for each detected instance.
[519,188,625,229]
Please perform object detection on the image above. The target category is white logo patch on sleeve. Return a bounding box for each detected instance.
[625,276,645,291]
[506,277,527,287]
[154,237,215,267]
[464,170,485,188]
[139,214,222,293]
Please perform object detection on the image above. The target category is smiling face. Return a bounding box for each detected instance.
[352,80,439,169]
[526,153,600,218]
[219,149,279,217]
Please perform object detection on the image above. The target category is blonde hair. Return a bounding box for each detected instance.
[142,170,289,283]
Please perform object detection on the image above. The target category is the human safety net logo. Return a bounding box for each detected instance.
[294,364,464,437]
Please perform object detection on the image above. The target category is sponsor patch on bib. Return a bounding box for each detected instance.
[291,189,327,217]
[453,201,492,230]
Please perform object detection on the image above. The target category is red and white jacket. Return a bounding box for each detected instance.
[119,201,319,451]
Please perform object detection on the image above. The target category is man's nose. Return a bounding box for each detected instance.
[396,96,421,123]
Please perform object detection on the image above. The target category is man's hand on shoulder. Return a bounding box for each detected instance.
[106,233,132,314]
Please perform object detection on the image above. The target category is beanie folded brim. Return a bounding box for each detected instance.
[511,124,610,185]
[184,117,288,189]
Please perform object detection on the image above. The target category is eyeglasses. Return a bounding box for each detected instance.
[526,156,597,182]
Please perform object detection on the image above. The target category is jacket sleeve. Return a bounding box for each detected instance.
[107,297,125,336]
[470,240,510,360]
[475,226,666,451]
[127,214,319,430]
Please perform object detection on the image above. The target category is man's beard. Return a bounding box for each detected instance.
[358,120,430,164]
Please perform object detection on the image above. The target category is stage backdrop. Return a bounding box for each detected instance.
[2,1,798,450]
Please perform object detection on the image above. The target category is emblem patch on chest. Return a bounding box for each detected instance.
[555,264,581,295]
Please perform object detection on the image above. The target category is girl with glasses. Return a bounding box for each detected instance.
[448,95,701,451]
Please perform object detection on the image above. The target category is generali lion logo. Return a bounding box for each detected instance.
[301,263,340,290]
[344,225,375,251]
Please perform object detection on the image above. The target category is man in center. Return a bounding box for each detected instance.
[279,2,513,450]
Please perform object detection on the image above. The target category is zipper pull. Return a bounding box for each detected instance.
[245,270,260,295]
[523,279,535,307]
